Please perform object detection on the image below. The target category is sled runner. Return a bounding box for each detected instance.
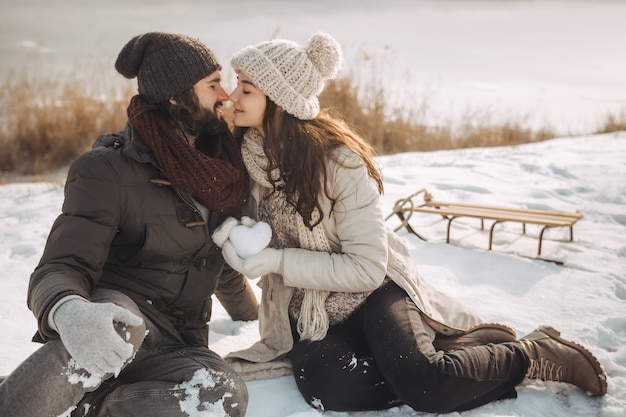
[387,189,582,256]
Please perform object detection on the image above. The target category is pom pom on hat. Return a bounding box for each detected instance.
[306,32,342,79]
[231,32,343,120]
[115,32,221,104]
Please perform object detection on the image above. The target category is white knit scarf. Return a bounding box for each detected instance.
[241,128,335,341]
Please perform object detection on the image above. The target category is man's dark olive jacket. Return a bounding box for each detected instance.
[28,122,258,347]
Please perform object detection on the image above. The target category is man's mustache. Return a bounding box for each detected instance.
[214,101,223,113]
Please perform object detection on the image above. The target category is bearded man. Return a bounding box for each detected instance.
[0,32,257,417]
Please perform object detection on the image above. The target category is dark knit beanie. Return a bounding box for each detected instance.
[115,32,221,104]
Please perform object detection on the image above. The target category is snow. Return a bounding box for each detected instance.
[173,369,230,417]
[1,132,625,416]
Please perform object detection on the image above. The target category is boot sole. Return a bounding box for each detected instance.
[467,323,517,337]
[536,325,608,396]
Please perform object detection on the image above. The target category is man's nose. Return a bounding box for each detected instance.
[217,86,229,101]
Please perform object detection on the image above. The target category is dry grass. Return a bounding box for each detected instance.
[597,109,626,134]
[0,62,134,175]
[0,57,623,176]
[319,66,556,155]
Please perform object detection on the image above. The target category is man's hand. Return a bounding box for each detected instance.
[52,298,144,377]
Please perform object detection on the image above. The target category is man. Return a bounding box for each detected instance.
[0,32,257,417]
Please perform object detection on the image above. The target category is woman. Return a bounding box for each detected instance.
[217,32,607,413]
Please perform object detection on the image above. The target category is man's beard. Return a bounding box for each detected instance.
[190,102,229,137]
[191,102,233,155]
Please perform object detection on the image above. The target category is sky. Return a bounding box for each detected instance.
[1,0,625,134]
[1,132,625,416]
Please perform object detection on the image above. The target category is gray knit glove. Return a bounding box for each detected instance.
[52,298,144,377]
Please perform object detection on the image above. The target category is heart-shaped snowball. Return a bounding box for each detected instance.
[229,221,272,258]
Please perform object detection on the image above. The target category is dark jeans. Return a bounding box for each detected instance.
[0,289,248,417]
[291,281,527,413]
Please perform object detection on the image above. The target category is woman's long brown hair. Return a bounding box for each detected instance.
[235,98,384,230]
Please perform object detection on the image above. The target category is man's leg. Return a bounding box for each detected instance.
[0,338,92,417]
[93,340,248,417]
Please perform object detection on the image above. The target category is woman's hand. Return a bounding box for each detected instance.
[211,216,241,248]
[222,241,284,278]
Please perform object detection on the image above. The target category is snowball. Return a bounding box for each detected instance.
[229,221,272,258]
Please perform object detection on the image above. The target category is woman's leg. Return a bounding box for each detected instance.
[359,281,527,413]
[291,315,401,412]
[291,282,527,413]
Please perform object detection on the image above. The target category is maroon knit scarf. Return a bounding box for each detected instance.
[127,95,248,215]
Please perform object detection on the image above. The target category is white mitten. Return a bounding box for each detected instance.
[212,216,240,248]
[221,241,246,273]
[52,298,144,377]
[222,241,284,278]
[240,216,257,227]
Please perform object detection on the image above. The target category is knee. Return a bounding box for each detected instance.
[378,358,446,413]
[113,319,146,356]
[91,288,143,320]
[92,288,147,354]
[80,288,148,378]
[293,357,370,412]
[179,368,249,417]
[222,371,249,417]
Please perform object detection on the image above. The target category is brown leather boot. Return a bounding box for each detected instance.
[520,326,607,396]
[433,323,518,352]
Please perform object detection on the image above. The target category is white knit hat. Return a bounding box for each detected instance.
[231,32,342,120]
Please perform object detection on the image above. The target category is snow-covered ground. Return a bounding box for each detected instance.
[1,132,625,416]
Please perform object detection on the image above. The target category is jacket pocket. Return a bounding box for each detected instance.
[135,222,204,262]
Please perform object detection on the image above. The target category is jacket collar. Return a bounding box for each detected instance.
[93,121,157,166]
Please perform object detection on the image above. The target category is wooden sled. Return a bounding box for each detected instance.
[386,189,583,256]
